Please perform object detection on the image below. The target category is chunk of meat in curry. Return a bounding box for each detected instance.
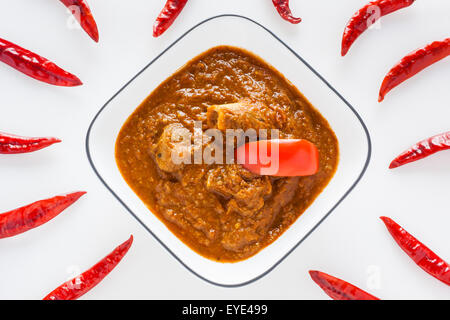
[115,46,339,262]
[207,101,285,132]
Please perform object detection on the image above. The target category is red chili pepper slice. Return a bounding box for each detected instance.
[272,0,301,24]
[0,192,86,239]
[153,0,189,37]
[43,235,133,300]
[236,139,319,177]
[379,38,450,102]
[0,132,61,154]
[0,38,82,86]
[380,217,450,286]
[59,0,99,42]
[342,0,415,56]
[390,131,450,169]
[309,270,380,300]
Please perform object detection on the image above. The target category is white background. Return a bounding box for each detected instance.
[0,0,449,300]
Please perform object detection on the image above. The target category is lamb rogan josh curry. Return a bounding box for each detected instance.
[115,46,339,262]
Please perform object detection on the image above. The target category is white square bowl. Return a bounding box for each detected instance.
[86,15,371,287]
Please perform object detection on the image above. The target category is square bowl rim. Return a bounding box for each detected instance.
[85,14,372,288]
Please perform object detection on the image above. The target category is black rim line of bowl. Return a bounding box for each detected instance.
[85,14,373,288]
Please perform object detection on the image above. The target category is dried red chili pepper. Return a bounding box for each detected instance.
[390,131,450,169]
[0,132,61,154]
[153,0,189,37]
[342,0,415,56]
[0,38,82,86]
[43,235,133,300]
[309,271,380,300]
[272,0,301,24]
[0,192,86,239]
[379,38,450,101]
[380,217,450,286]
[59,0,99,42]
